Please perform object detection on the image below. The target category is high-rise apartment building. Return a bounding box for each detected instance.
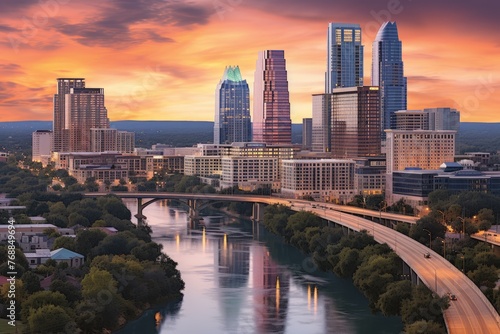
[214,66,251,144]
[331,87,381,158]
[372,22,407,138]
[253,50,291,144]
[65,88,109,152]
[326,23,363,92]
[53,78,85,152]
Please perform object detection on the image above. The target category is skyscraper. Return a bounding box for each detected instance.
[65,87,109,152]
[253,50,291,144]
[326,23,363,92]
[53,78,85,152]
[214,66,251,144]
[372,22,407,137]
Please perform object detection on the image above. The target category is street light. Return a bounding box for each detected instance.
[437,237,446,258]
[459,254,465,272]
[437,210,446,225]
[423,228,432,249]
[457,217,466,239]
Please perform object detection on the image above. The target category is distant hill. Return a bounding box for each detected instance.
[1,121,499,153]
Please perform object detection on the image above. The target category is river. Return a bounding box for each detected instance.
[116,199,403,334]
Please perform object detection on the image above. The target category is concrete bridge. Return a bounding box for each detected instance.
[85,192,500,334]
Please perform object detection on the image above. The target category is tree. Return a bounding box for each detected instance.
[405,320,446,334]
[467,265,499,288]
[409,216,446,246]
[475,208,494,231]
[75,229,107,257]
[376,280,412,316]
[20,290,69,322]
[68,212,90,227]
[52,236,77,251]
[80,267,127,330]
[401,285,449,326]
[28,305,75,333]
[50,279,82,305]
[334,248,360,278]
[21,271,42,294]
[84,177,99,192]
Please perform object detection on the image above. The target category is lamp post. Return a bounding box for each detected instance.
[437,210,445,225]
[438,237,446,258]
[459,254,465,272]
[457,217,466,239]
[423,228,432,249]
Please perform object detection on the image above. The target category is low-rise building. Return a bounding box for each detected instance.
[281,159,355,203]
[50,248,85,268]
[0,224,64,252]
[220,156,279,191]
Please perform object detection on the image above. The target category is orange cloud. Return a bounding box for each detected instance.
[0,0,498,123]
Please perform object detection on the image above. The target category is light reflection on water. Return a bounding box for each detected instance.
[116,199,403,334]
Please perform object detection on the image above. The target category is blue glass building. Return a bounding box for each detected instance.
[372,22,407,138]
[214,66,251,144]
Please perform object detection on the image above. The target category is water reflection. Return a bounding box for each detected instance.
[116,200,402,334]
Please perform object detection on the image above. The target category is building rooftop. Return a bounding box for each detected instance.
[50,248,84,260]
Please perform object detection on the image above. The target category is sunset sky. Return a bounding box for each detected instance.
[0,0,498,123]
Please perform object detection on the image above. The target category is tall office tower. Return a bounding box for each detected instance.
[253,50,292,144]
[65,87,109,152]
[326,23,363,92]
[311,94,332,152]
[372,22,407,138]
[214,66,251,144]
[53,78,85,152]
[302,118,312,150]
[331,87,381,158]
[32,130,53,166]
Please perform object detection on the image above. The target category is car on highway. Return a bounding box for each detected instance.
[447,292,457,301]
[424,252,431,258]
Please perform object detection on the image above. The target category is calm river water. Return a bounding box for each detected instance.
[116,199,403,334]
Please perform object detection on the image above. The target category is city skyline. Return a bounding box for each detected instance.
[0,0,498,123]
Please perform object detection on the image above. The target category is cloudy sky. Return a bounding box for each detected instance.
[0,0,498,122]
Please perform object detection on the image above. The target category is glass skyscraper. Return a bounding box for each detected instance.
[326,23,363,92]
[372,21,407,138]
[253,50,291,144]
[214,66,251,144]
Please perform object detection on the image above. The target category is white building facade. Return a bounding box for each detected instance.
[281,159,355,203]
